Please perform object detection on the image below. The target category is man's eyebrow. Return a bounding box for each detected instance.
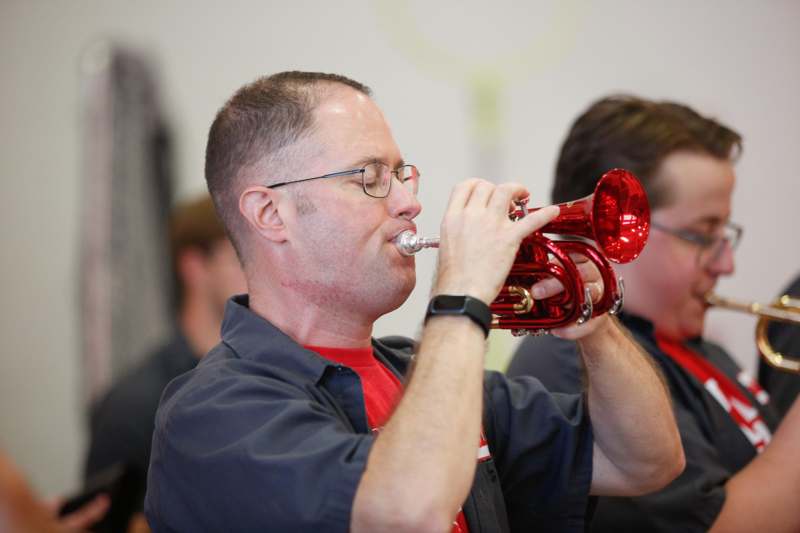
[348,156,406,168]
[686,214,725,229]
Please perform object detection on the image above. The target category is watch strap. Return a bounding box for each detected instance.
[425,295,493,338]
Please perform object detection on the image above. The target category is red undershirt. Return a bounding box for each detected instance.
[307,345,470,533]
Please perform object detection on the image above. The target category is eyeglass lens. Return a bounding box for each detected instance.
[699,225,740,264]
[362,163,419,198]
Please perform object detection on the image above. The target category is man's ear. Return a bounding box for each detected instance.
[239,185,288,243]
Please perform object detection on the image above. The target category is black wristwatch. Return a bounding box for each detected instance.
[425,295,493,338]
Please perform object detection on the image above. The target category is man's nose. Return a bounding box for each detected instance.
[387,178,421,220]
[706,239,735,276]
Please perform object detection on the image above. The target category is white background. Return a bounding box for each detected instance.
[1,0,798,495]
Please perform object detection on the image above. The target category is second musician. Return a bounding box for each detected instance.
[508,95,800,533]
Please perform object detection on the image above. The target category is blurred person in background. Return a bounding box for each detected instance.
[83,195,245,530]
[507,95,800,532]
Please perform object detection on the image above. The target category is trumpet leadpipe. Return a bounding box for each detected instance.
[705,293,800,325]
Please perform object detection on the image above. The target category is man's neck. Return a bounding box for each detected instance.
[248,284,374,349]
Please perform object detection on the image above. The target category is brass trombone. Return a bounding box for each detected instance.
[705,293,800,373]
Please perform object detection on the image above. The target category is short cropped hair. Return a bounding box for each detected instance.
[169,195,227,308]
[552,95,742,208]
[204,71,371,258]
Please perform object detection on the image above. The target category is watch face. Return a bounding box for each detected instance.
[434,295,467,312]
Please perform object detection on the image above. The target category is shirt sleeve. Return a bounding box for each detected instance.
[590,403,728,532]
[509,333,731,532]
[506,335,584,394]
[145,366,374,533]
[481,370,594,533]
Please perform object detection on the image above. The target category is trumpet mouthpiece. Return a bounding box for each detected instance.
[395,230,439,256]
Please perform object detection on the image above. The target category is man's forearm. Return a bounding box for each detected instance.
[579,316,684,495]
[352,315,486,532]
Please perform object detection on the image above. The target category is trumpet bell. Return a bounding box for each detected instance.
[517,168,651,263]
[593,169,651,263]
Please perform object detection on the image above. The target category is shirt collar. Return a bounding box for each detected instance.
[220,294,332,383]
[617,311,656,336]
[219,295,412,384]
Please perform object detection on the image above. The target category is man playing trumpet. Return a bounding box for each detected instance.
[144,72,683,532]
[509,95,800,532]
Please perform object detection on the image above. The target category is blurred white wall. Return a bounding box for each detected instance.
[1,0,798,496]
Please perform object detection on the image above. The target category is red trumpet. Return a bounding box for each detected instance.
[494,169,649,333]
[395,168,650,334]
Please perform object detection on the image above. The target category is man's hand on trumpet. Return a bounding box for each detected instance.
[432,179,560,306]
[530,253,611,340]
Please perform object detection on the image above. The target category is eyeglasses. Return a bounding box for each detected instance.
[267,162,420,199]
[651,220,743,264]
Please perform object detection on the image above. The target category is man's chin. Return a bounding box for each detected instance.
[394,260,416,290]
[395,275,416,306]
[681,296,710,338]
[370,272,416,316]
[681,316,706,340]
[654,312,705,341]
